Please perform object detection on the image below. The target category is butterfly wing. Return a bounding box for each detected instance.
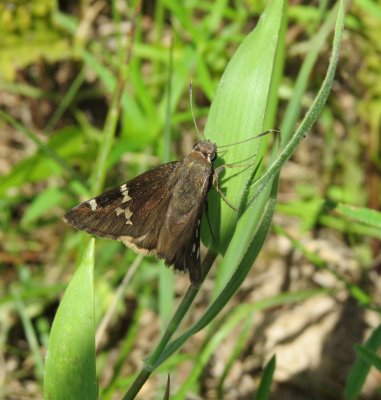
[64,161,179,254]
[65,153,214,286]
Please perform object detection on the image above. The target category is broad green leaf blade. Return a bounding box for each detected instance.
[344,324,381,400]
[44,239,97,400]
[255,355,276,400]
[204,0,286,252]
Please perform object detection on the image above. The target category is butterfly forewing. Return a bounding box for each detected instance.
[64,162,178,245]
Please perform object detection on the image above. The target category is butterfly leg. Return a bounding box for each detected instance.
[204,201,215,241]
[213,167,238,211]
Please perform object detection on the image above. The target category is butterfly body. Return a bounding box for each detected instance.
[64,140,217,286]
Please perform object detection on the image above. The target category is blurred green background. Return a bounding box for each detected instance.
[0,1,380,399]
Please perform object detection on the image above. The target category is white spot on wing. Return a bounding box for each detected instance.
[121,184,132,203]
[88,199,97,211]
[115,206,133,224]
[124,208,133,224]
[192,243,196,253]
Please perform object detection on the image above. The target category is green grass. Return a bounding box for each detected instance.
[0,0,380,399]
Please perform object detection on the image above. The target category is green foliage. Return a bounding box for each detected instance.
[0,1,71,80]
[1,0,380,399]
[204,0,285,253]
[344,325,381,400]
[44,240,97,400]
[255,355,276,400]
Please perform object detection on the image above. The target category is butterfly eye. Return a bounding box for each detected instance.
[210,151,217,161]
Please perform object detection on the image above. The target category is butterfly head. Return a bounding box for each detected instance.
[192,140,217,163]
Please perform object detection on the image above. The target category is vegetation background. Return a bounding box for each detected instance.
[0,0,380,399]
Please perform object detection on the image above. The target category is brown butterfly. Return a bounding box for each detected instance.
[64,140,217,286]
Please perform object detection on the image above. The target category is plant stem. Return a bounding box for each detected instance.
[121,249,217,400]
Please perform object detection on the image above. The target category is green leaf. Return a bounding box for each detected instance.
[329,202,381,230]
[150,0,346,369]
[0,31,70,81]
[248,0,346,210]
[0,125,86,195]
[21,187,65,226]
[153,181,280,369]
[204,0,286,252]
[344,324,381,400]
[13,289,45,382]
[355,344,381,372]
[255,355,276,400]
[122,2,347,397]
[44,239,97,400]
[163,375,170,400]
[281,2,341,142]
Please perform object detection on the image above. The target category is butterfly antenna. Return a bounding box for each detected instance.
[218,129,280,148]
[189,80,204,140]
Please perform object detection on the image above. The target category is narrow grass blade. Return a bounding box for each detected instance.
[154,288,327,370]
[328,202,381,229]
[274,225,372,306]
[217,316,254,396]
[21,187,65,227]
[45,66,86,132]
[13,290,45,382]
[281,2,340,142]
[254,355,276,400]
[163,374,170,400]
[344,324,381,400]
[354,344,381,371]
[44,239,97,400]
[173,314,252,398]
[249,0,347,205]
